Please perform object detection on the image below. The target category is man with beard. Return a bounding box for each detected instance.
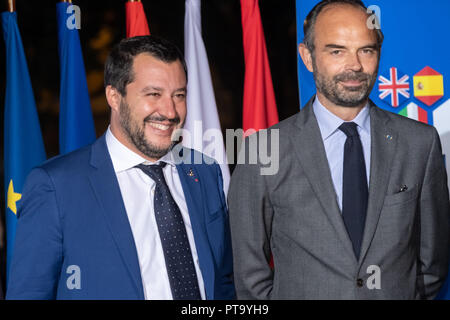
[228,0,450,299]
[6,36,235,300]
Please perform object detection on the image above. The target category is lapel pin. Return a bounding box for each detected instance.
[187,168,199,182]
[385,134,393,141]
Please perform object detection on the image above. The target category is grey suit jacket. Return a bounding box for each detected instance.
[228,99,450,300]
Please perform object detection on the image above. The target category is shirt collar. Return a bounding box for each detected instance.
[105,126,176,173]
[312,95,371,141]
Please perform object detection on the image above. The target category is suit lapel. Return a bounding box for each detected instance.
[87,135,145,299]
[176,149,215,300]
[359,104,397,263]
[290,100,356,261]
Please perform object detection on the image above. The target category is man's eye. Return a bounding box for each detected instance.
[331,50,342,55]
[174,93,186,99]
[362,49,375,54]
[147,92,160,97]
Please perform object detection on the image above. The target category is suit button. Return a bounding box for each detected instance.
[356,279,364,287]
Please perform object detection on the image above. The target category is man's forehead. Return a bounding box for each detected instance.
[131,55,183,76]
[318,2,368,18]
[316,3,369,28]
[314,4,377,44]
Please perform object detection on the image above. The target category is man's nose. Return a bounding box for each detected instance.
[345,52,363,72]
[159,96,178,120]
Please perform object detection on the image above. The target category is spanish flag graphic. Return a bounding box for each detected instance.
[413,66,444,106]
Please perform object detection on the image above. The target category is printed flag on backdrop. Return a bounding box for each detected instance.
[126,0,150,37]
[398,102,428,124]
[240,0,279,134]
[296,0,450,299]
[57,2,96,154]
[1,11,47,280]
[378,67,410,108]
[183,0,230,194]
[413,66,444,106]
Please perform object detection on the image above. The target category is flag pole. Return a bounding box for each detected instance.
[8,0,15,12]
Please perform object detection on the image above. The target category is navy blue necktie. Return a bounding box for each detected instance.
[339,122,368,260]
[136,163,201,300]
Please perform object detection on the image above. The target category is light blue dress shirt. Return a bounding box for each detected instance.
[312,96,371,211]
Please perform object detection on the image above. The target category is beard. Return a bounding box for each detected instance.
[119,99,183,159]
[313,59,378,108]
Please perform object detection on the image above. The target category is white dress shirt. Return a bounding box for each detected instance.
[312,96,371,211]
[105,127,206,300]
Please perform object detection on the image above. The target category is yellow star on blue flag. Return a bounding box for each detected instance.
[7,180,22,215]
[2,10,47,280]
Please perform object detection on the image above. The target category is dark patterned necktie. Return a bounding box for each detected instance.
[136,163,201,300]
[339,122,368,260]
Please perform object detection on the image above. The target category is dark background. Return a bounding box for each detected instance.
[0,0,300,296]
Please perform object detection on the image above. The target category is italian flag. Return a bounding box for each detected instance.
[398,102,428,124]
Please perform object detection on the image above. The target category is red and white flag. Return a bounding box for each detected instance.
[240,0,278,268]
[240,0,279,134]
[126,0,150,38]
[183,0,230,194]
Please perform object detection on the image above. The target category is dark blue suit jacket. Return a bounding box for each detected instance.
[6,135,235,300]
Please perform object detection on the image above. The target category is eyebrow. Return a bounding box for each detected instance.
[360,44,379,50]
[141,86,163,93]
[174,87,187,93]
[325,44,347,49]
[140,86,187,94]
[324,44,379,50]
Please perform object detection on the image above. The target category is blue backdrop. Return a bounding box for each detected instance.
[296,0,450,299]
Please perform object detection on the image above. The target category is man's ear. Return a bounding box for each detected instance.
[105,85,122,113]
[298,43,314,73]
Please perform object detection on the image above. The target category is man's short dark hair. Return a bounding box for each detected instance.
[104,35,187,96]
[303,0,384,54]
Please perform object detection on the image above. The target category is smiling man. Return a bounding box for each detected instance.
[6,36,235,300]
[228,0,450,299]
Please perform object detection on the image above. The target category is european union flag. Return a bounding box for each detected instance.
[296,0,450,299]
[2,11,46,280]
[57,2,96,154]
